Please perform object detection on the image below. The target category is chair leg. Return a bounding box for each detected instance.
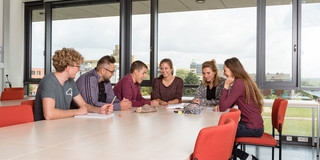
[272,147,274,160]
[279,146,282,160]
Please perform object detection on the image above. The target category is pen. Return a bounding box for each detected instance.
[111,96,116,105]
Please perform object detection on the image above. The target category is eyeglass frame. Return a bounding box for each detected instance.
[104,68,115,74]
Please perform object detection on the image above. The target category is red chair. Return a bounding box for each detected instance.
[235,98,288,160]
[21,99,35,111]
[218,108,241,157]
[218,108,241,126]
[192,118,237,160]
[4,87,25,92]
[0,90,25,101]
[0,105,34,127]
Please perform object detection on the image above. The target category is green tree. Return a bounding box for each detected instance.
[183,72,200,97]
[176,69,189,80]
[141,86,152,96]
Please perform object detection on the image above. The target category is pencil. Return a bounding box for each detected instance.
[111,96,116,105]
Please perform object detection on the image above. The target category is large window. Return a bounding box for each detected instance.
[159,0,256,96]
[51,2,120,82]
[301,1,320,88]
[265,1,293,82]
[132,0,151,80]
[31,8,45,80]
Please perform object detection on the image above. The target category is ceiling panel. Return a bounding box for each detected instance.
[221,0,256,8]
[132,0,150,15]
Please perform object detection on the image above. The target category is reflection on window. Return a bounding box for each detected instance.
[51,3,120,82]
[31,9,45,79]
[261,89,319,136]
[266,1,292,82]
[132,0,151,80]
[301,1,320,87]
[159,0,256,85]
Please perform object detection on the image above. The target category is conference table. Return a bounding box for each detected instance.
[0,106,222,160]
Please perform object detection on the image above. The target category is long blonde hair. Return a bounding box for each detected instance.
[224,57,263,113]
[202,59,220,87]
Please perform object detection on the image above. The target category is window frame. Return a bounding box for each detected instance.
[24,0,320,92]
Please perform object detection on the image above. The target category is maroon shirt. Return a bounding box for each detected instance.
[220,79,264,129]
[113,74,150,107]
[152,77,184,102]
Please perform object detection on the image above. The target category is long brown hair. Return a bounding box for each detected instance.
[224,57,263,113]
[202,59,220,87]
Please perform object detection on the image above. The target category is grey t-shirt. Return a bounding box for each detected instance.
[33,73,79,121]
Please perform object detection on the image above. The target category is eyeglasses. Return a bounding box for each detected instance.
[104,68,115,74]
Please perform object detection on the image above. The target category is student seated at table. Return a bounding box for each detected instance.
[192,59,225,108]
[33,48,113,121]
[76,55,132,111]
[152,58,184,106]
[218,57,263,160]
[113,60,159,107]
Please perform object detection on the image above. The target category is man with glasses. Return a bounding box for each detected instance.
[33,48,113,121]
[76,55,132,111]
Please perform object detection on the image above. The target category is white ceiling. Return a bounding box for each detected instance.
[31,0,320,22]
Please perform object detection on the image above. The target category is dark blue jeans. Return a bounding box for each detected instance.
[233,122,264,160]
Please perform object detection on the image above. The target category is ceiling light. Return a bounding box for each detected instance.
[196,0,205,3]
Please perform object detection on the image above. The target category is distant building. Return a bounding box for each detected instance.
[31,68,44,79]
[190,61,202,75]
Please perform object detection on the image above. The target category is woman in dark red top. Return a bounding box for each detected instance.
[152,58,184,106]
[219,57,263,160]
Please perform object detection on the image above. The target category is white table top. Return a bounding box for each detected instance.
[0,96,35,107]
[0,106,222,160]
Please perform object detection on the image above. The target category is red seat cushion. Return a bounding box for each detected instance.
[235,132,277,146]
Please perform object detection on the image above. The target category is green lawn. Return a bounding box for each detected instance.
[262,106,315,136]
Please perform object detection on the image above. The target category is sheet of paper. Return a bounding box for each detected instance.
[166,103,189,109]
[74,113,114,119]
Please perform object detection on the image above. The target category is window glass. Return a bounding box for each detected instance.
[158,0,256,96]
[51,3,120,82]
[301,1,320,87]
[31,9,45,79]
[261,89,318,136]
[265,1,292,82]
[132,0,151,80]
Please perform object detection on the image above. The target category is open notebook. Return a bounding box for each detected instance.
[74,113,114,119]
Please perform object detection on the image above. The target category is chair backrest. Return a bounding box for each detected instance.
[0,90,25,101]
[271,98,288,132]
[21,100,35,111]
[193,118,237,160]
[218,108,241,126]
[0,105,34,128]
[4,87,25,92]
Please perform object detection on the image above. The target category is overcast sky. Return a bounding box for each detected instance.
[32,3,320,78]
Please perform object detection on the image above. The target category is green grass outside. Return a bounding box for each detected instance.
[262,106,315,136]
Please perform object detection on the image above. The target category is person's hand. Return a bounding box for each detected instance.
[224,77,235,89]
[160,101,168,106]
[151,100,159,106]
[213,105,220,112]
[192,99,200,105]
[120,98,132,111]
[76,107,88,115]
[101,104,113,114]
